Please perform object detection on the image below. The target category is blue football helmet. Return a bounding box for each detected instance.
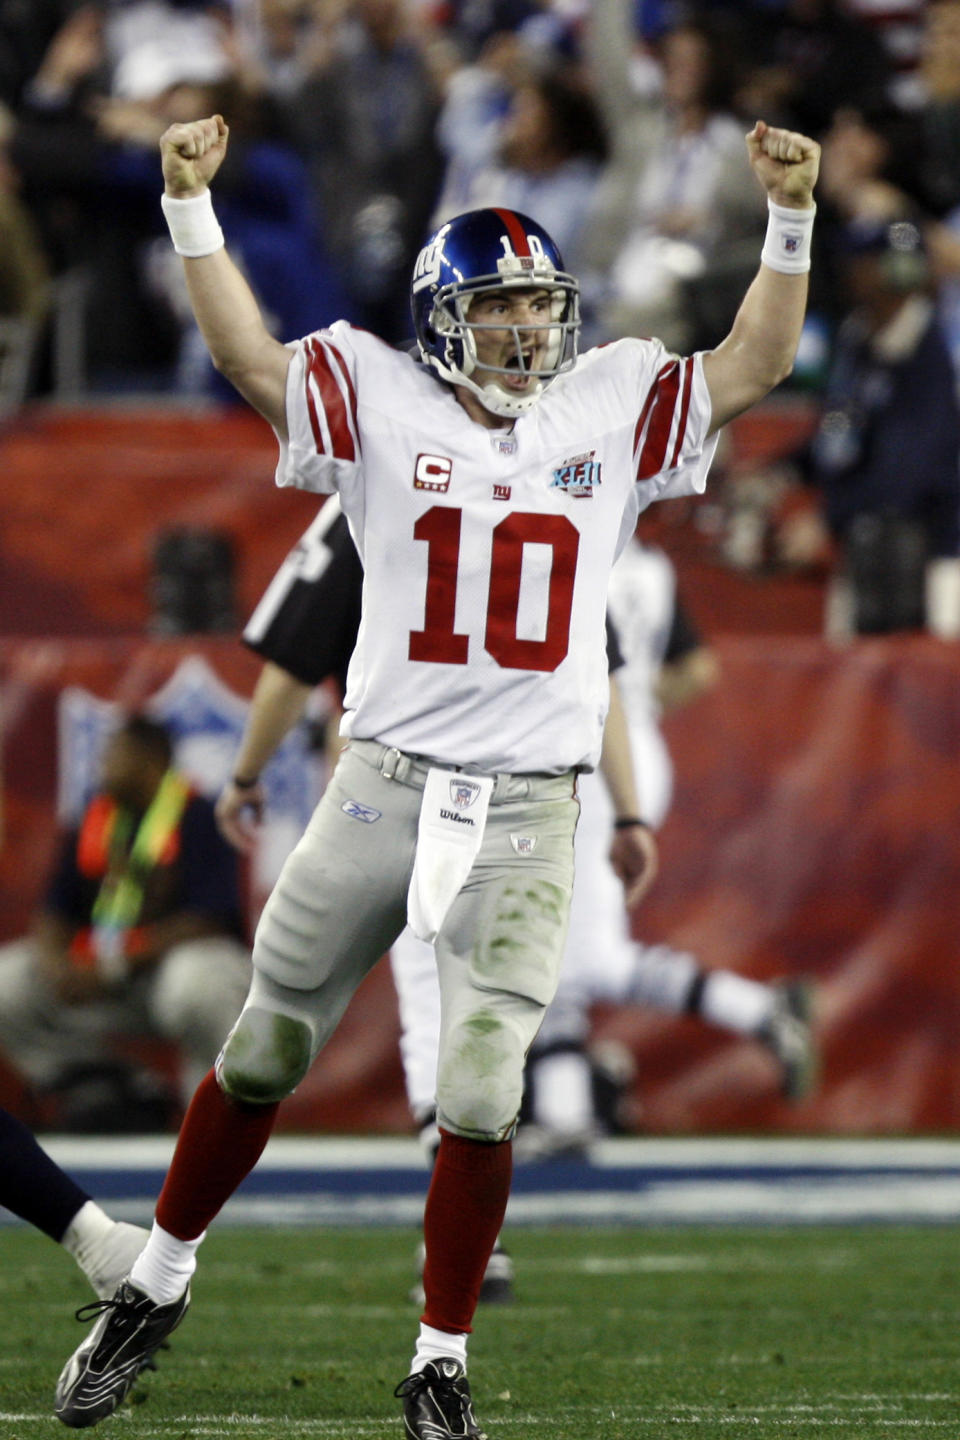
[410,208,580,418]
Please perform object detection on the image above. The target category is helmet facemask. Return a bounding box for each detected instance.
[425,274,580,418]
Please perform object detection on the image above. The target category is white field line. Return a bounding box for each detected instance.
[3,1403,960,1433]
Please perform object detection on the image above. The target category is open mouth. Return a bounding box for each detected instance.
[502,350,536,384]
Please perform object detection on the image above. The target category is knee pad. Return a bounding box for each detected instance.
[217,1006,313,1104]
[436,1005,537,1142]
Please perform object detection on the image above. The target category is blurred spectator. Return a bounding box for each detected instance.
[7,4,200,384]
[0,0,89,108]
[439,0,567,62]
[734,0,895,140]
[0,714,250,1131]
[433,58,608,261]
[431,31,535,225]
[0,99,50,322]
[229,0,335,102]
[739,216,960,639]
[282,0,445,343]
[912,0,960,220]
[844,0,927,110]
[5,0,351,392]
[808,102,924,331]
[581,8,766,352]
[575,0,663,300]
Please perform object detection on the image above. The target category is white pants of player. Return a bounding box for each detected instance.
[388,718,680,1116]
[538,715,696,1047]
[222,740,579,1142]
[0,935,251,1105]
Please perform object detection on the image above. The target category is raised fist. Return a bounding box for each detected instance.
[746,120,820,209]
[160,114,229,198]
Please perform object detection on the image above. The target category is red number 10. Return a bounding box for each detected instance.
[408,506,579,673]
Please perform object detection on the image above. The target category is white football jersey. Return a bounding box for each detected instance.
[606,540,679,828]
[607,540,677,734]
[274,322,718,773]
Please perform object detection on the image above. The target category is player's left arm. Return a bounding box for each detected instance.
[600,674,658,912]
[702,121,820,435]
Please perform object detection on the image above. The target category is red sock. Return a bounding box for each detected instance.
[422,1130,513,1334]
[155,1071,279,1240]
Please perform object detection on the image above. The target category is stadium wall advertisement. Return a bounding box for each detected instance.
[1,632,958,1137]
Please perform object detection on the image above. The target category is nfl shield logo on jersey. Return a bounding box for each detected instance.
[510,833,538,855]
[450,778,481,809]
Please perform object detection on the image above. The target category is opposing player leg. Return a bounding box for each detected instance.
[0,1106,147,1299]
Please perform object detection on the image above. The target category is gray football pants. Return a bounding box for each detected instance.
[218,740,579,1141]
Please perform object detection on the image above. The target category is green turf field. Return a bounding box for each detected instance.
[1,1223,958,1437]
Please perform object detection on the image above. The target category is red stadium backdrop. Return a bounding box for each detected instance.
[2,405,959,1135]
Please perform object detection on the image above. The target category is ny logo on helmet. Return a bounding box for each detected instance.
[412,225,451,294]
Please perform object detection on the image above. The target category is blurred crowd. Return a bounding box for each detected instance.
[2,0,960,631]
[0,0,949,384]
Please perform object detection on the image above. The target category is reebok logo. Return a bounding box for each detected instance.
[341,799,382,823]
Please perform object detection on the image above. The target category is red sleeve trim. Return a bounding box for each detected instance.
[328,342,361,457]
[304,338,327,454]
[668,357,694,470]
[635,361,681,481]
[305,337,357,462]
[632,371,660,456]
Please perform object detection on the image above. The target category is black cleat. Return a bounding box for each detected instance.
[54,1279,189,1428]
[395,1358,488,1439]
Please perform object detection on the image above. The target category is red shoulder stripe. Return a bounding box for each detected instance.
[632,365,665,455]
[668,357,694,469]
[304,338,327,454]
[327,342,361,457]
[636,361,681,481]
[306,337,356,462]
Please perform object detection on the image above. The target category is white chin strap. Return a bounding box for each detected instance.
[455,297,545,416]
[474,376,544,418]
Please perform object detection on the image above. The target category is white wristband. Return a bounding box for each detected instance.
[761,198,815,275]
[160,189,225,258]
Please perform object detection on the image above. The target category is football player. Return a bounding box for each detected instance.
[55,113,819,1438]
[224,502,814,1170]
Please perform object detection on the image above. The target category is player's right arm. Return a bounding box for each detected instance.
[159,115,292,437]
